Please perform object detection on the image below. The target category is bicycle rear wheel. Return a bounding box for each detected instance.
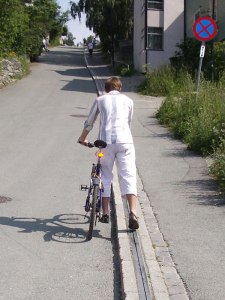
[87,185,99,240]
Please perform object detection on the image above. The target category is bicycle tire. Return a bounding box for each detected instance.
[87,185,99,240]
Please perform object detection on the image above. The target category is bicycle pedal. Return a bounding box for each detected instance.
[80,184,88,191]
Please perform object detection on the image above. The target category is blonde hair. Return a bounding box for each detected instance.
[105,77,122,93]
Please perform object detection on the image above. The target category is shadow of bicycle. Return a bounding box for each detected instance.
[0,213,105,243]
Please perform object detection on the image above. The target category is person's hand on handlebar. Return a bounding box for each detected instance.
[77,138,89,146]
[78,129,93,147]
[77,139,94,148]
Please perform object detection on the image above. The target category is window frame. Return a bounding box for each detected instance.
[147,0,164,11]
[147,27,164,51]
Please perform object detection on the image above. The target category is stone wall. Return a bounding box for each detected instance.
[0,58,23,88]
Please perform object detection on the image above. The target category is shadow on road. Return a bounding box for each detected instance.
[53,68,96,93]
[37,47,85,67]
[55,67,89,77]
[177,179,225,207]
[0,214,110,243]
[60,77,96,92]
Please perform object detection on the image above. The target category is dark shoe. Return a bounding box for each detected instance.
[100,214,109,223]
[129,212,139,230]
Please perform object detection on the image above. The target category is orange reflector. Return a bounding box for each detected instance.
[98,152,104,158]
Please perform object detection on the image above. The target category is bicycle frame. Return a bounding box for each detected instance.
[84,153,103,220]
[80,140,107,234]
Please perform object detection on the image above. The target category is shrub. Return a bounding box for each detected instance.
[138,66,195,97]
[114,62,135,77]
[171,38,225,81]
[158,80,225,155]
[141,60,225,191]
[138,66,175,96]
[210,137,225,192]
[120,66,134,77]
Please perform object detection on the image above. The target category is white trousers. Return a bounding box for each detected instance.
[100,144,137,197]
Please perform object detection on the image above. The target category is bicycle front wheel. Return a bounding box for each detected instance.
[87,185,99,240]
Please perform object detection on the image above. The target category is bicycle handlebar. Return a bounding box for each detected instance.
[87,142,95,148]
[78,141,94,148]
[78,140,107,149]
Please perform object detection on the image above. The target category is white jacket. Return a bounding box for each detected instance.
[84,90,134,144]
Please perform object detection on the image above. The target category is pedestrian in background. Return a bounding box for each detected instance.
[46,36,50,52]
[87,41,93,55]
[42,37,47,52]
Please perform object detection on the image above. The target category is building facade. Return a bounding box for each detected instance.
[133,0,184,72]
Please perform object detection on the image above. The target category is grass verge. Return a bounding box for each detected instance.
[139,66,225,192]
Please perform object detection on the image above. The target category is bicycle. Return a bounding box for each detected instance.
[79,140,107,240]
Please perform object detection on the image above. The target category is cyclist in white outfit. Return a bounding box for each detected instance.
[78,77,139,230]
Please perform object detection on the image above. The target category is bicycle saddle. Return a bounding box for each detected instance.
[94,140,107,149]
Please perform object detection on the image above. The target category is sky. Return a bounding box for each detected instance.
[57,0,94,43]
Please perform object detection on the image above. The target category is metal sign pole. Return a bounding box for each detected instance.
[196,41,205,94]
[193,16,218,96]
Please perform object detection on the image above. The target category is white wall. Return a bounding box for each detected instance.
[133,0,184,71]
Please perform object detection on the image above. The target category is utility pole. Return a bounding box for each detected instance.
[145,0,148,70]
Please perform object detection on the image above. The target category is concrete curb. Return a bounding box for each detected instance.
[114,170,189,300]
[136,175,189,300]
[113,170,170,300]
[113,171,139,300]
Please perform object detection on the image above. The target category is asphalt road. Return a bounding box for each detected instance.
[0,47,121,300]
[2,46,225,300]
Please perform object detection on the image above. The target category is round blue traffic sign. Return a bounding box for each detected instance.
[193,16,218,41]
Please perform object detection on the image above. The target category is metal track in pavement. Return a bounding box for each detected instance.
[85,52,152,299]
[123,200,152,300]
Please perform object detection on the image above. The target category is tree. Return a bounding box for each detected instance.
[70,0,133,53]
[171,38,225,81]
[62,26,69,37]
[26,0,68,44]
[0,0,28,56]
[66,32,76,46]
[0,0,69,60]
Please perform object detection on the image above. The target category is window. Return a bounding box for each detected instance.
[147,27,163,50]
[147,0,164,10]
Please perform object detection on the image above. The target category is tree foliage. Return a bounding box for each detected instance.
[171,38,225,81]
[70,0,133,51]
[0,0,28,56]
[0,0,69,60]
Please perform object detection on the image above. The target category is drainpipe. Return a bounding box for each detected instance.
[184,0,187,39]
[210,0,216,81]
[145,0,148,69]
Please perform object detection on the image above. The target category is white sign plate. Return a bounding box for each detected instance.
[200,45,205,58]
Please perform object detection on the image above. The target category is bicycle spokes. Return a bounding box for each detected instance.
[79,139,107,240]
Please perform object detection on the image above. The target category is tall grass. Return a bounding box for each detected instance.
[139,66,225,192]
[210,137,225,191]
[138,66,194,96]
